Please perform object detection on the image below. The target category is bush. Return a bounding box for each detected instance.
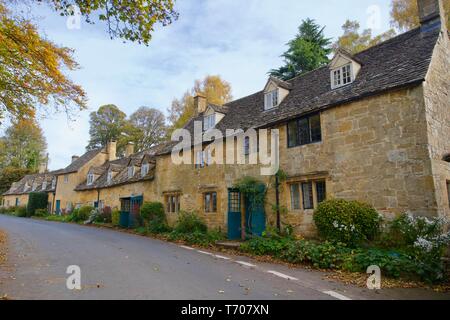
[140,202,170,233]
[71,206,94,222]
[34,209,49,217]
[168,230,224,246]
[15,206,27,217]
[96,206,112,223]
[313,199,381,247]
[112,209,120,226]
[174,211,207,234]
[27,192,48,217]
[240,236,294,256]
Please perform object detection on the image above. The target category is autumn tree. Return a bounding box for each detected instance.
[129,107,167,152]
[391,0,449,31]
[270,19,332,80]
[0,1,86,122]
[0,118,47,170]
[333,20,396,54]
[0,167,33,194]
[167,75,232,132]
[86,104,128,152]
[33,0,179,45]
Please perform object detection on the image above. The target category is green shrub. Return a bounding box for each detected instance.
[112,209,120,226]
[240,236,294,256]
[313,199,381,246]
[168,230,224,246]
[15,206,27,217]
[27,192,48,217]
[34,209,49,217]
[71,206,94,222]
[140,202,170,233]
[174,211,207,234]
[97,206,112,223]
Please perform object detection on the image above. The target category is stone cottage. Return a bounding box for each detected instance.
[2,0,449,239]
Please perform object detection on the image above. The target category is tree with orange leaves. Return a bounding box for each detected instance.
[0,1,86,122]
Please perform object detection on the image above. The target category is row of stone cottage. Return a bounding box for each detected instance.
[2,0,450,239]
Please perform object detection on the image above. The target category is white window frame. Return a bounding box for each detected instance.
[203,114,216,131]
[64,175,69,184]
[107,170,113,184]
[141,163,149,177]
[51,178,56,190]
[127,166,134,179]
[331,63,353,89]
[264,89,279,110]
[42,181,47,191]
[87,173,94,186]
[32,182,37,191]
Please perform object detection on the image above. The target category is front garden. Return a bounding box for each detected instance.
[1,195,449,287]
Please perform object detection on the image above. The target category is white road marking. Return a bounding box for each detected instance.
[236,261,256,268]
[197,250,214,256]
[322,290,352,300]
[267,270,298,281]
[180,245,194,250]
[214,255,231,260]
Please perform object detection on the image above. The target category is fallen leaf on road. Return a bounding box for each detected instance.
[218,290,225,294]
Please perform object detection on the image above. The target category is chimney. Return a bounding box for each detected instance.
[194,94,207,115]
[38,153,49,173]
[71,155,79,163]
[106,140,117,161]
[418,0,446,30]
[125,142,135,157]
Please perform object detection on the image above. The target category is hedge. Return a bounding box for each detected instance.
[27,192,48,217]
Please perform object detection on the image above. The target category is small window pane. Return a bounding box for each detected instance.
[212,193,217,212]
[287,121,299,148]
[343,64,352,84]
[316,181,326,204]
[290,184,301,210]
[229,192,240,212]
[310,114,322,143]
[298,118,310,146]
[302,182,314,210]
[205,193,211,212]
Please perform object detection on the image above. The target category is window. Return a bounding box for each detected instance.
[195,150,212,168]
[32,182,37,191]
[87,173,94,186]
[141,163,149,177]
[166,195,180,213]
[301,182,314,210]
[332,64,353,89]
[203,114,216,131]
[127,166,134,179]
[107,170,113,184]
[264,90,279,110]
[64,175,69,184]
[287,114,322,148]
[51,178,56,189]
[290,184,301,210]
[316,181,326,204]
[42,181,47,191]
[229,191,240,212]
[204,192,217,213]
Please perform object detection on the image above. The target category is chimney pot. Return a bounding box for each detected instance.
[194,94,207,115]
[71,155,79,163]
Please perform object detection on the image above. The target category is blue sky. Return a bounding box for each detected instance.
[22,0,393,170]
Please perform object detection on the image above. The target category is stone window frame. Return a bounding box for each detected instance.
[203,191,218,214]
[288,179,327,213]
[165,193,181,214]
[287,113,322,148]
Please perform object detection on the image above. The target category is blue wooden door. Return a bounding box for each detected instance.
[55,200,61,215]
[227,190,241,240]
[129,196,143,228]
[245,185,266,237]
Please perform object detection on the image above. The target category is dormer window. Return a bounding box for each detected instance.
[107,170,113,184]
[264,90,279,110]
[87,173,95,186]
[127,166,134,179]
[332,64,353,89]
[32,182,37,191]
[141,163,149,177]
[51,178,56,189]
[203,114,216,131]
[42,181,47,191]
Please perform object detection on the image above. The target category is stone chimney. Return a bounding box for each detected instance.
[106,140,117,161]
[71,155,79,163]
[418,0,446,30]
[38,154,49,173]
[125,142,135,157]
[194,94,207,115]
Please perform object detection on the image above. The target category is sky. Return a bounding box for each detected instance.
[11,0,393,170]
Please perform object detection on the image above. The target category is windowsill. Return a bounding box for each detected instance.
[289,209,314,214]
[287,140,323,150]
[331,82,353,91]
[262,107,278,113]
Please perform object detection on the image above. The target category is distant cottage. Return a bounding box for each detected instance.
[2,0,449,239]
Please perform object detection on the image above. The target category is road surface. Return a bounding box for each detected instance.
[0,215,448,300]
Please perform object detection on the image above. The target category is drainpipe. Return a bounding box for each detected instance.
[97,189,100,208]
[275,175,281,233]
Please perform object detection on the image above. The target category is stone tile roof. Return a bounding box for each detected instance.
[61,148,105,174]
[2,170,61,196]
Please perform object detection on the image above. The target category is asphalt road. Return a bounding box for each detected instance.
[0,215,449,300]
